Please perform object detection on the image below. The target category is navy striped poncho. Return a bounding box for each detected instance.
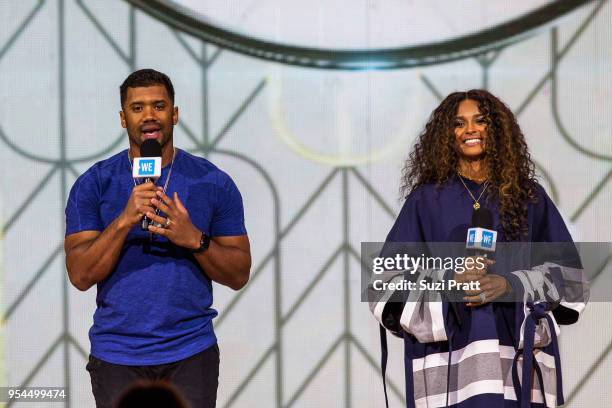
[370,175,588,408]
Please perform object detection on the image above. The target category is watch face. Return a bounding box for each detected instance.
[167,0,553,49]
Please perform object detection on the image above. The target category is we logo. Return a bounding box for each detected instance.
[138,159,155,176]
[481,231,494,248]
[467,230,476,245]
[132,157,161,179]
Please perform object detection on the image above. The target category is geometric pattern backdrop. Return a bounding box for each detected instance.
[1,1,610,407]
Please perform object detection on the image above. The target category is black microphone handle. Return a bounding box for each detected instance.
[141,177,152,231]
[467,248,490,259]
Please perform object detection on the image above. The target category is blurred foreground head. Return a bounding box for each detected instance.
[115,380,188,408]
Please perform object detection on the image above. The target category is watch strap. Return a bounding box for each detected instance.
[192,232,210,253]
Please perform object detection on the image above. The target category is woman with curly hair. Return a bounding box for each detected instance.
[401,89,538,242]
[371,90,587,408]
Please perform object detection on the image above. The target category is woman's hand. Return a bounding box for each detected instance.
[454,256,493,291]
[463,274,510,307]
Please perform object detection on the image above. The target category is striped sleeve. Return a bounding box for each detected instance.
[369,272,405,337]
[507,261,589,325]
[369,268,449,343]
[522,184,590,324]
[399,268,448,343]
[369,189,449,342]
[505,259,589,352]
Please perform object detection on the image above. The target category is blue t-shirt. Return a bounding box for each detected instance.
[65,148,246,365]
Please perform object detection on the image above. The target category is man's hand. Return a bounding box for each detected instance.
[147,188,251,290]
[118,181,157,228]
[146,189,202,249]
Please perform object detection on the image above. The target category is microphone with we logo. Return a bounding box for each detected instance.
[132,139,162,230]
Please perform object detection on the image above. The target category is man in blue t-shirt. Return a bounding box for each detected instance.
[64,69,251,408]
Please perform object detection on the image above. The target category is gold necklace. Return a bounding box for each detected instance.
[457,174,489,210]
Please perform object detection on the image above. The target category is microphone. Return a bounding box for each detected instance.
[466,208,497,257]
[132,139,162,231]
[446,208,497,324]
[445,208,498,322]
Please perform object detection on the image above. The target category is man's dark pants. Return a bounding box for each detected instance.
[86,344,219,408]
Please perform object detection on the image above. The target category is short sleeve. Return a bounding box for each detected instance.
[65,168,103,235]
[209,173,247,237]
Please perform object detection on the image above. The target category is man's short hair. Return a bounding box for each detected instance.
[120,69,175,108]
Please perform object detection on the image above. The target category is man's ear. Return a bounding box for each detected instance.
[173,106,179,125]
[119,110,126,128]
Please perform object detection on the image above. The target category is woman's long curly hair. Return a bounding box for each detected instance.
[401,89,538,240]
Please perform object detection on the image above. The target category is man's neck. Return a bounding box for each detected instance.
[160,143,175,167]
